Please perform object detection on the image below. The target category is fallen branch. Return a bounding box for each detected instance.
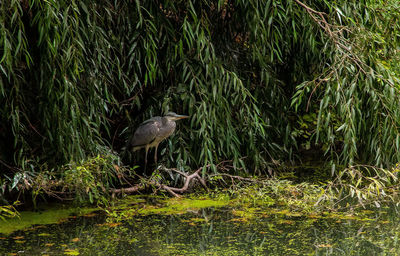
[110,165,210,198]
[159,166,209,195]
[110,183,145,198]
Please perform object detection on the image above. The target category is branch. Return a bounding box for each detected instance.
[294,0,366,74]
[110,165,210,198]
[110,184,145,194]
[163,166,209,194]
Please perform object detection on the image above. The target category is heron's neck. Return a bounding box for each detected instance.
[162,117,172,125]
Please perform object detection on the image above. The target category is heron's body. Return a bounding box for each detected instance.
[130,112,188,169]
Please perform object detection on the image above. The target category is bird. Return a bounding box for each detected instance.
[129,112,189,169]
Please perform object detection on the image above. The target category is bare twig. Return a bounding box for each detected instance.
[0,159,21,173]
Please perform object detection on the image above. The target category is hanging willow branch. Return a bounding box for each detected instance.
[294,0,367,74]
[292,0,400,167]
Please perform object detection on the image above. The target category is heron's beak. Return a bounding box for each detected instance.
[176,115,189,120]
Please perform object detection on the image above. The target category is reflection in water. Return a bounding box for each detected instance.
[0,204,399,255]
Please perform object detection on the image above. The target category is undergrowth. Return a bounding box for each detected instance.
[209,166,400,213]
[2,160,400,218]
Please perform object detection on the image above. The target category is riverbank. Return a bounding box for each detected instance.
[2,173,399,236]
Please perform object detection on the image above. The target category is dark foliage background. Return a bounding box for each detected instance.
[0,0,399,199]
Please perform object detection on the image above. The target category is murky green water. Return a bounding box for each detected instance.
[1,197,400,255]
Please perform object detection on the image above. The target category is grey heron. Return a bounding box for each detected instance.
[129,112,189,169]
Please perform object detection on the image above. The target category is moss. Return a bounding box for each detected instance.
[0,205,97,235]
[137,198,230,215]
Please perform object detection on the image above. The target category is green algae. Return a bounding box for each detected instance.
[109,189,382,223]
[0,205,97,235]
[114,196,230,217]
[1,191,399,255]
[0,185,388,238]
[230,207,261,222]
[153,197,229,212]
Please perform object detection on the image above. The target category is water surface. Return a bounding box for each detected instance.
[1,197,399,255]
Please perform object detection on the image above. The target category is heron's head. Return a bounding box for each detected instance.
[164,112,189,121]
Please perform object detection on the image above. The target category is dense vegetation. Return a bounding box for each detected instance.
[1,0,400,206]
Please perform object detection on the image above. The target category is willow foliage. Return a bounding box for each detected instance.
[0,0,399,185]
[292,0,400,167]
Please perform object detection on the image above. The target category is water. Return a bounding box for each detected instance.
[1,198,399,255]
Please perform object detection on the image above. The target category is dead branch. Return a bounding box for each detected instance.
[110,165,210,198]
[110,184,145,198]
[109,160,279,198]
[160,166,209,194]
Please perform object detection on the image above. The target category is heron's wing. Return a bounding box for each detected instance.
[139,116,160,126]
[131,120,160,148]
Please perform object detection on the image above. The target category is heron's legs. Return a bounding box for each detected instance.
[144,145,150,171]
[154,143,159,164]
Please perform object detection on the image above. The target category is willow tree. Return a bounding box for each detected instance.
[0,0,400,194]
